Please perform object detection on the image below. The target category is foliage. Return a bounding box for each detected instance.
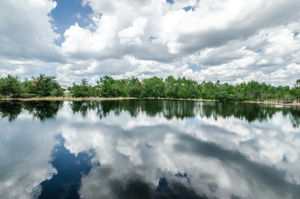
[69,76,300,101]
[96,76,126,97]
[0,75,22,97]
[22,74,63,97]
[0,74,63,97]
[142,77,165,97]
[1,74,300,101]
[70,79,95,97]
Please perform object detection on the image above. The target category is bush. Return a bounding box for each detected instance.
[0,75,22,97]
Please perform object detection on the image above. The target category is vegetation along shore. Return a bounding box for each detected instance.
[0,74,300,105]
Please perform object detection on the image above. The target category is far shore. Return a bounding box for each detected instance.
[0,96,217,102]
[1,96,300,106]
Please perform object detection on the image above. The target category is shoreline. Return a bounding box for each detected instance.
[0,97,299,106]
[0,97,217,102]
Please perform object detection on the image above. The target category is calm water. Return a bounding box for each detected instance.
[0,100,300,199]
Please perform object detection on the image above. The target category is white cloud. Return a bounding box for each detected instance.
[0,0,62,61]
[118,17,148,46]
[0,0,300,85]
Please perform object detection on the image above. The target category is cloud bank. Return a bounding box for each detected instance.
[0,0,300,85]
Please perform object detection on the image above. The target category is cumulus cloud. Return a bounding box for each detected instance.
[0,0,300,84]
[0,0,62,61]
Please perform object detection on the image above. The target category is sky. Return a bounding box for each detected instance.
[0,0,300,85]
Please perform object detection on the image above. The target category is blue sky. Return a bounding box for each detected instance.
[51,0,176,35]
[51,0,93,43]
[166,0,174,4]
[0,0,300,85]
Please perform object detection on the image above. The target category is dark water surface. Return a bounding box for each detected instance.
[0,100,300,199]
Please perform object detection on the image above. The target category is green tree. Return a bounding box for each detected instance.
[142,77,165,98]
[3,74,296,101]
[176,77,199,98]
[292,79,300,100]
[23,74,63,97]
[0,75,22,97]
[96,76,120,97]
[126,77,142,97]
[164,76,178,98]
[296,79,300,87]
[70,79,95,97]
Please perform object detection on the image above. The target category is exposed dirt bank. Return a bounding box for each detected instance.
[243,100,300,106]
[0,97,299,106]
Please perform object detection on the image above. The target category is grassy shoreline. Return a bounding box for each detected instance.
[0,96,300,106]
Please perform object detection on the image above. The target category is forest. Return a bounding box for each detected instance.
[0,74,300,102]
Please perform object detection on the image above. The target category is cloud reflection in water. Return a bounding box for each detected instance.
[0,100,299,199]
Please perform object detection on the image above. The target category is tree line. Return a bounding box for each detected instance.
[0,74,63,97]
[68,76,300,101]
[0,74,300,101]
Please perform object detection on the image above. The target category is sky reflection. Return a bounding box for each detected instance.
[0,100,299,199]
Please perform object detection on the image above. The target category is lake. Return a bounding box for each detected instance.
[0,100,300,199]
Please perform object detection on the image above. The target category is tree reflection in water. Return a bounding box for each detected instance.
[0,100,299,127]
[1,100,300,199]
